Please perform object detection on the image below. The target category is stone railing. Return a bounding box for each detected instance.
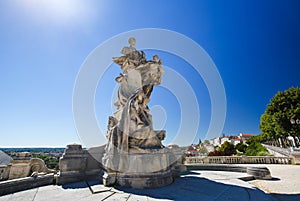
[185,156,293,165]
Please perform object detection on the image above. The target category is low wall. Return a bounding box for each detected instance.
[185,156,293,165]
[186,164,272,180]
[0,174,54,196]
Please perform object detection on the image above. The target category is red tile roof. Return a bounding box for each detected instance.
[241,134,254,137]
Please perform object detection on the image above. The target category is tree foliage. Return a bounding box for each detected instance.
[245,141,269,156]
[207,140,269,156]
[32,154,59,170]
[236,142,247,153]
[218,141,236,156]
[260,87,300,142]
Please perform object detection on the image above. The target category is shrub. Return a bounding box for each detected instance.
[245,142,269,156]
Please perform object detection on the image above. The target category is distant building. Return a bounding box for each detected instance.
[238,133,254,141]
[205,144,215,152]
[221,136,231,145]
[231,137,241,145]
[210,137,221,147]
[208,133,254,147]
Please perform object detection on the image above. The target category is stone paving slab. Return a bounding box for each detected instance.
[249,164,300,194]
[249,164,300,201]
[0,170,280,201]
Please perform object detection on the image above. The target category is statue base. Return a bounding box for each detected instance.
[103,170,173,188]
[102,148,174,188]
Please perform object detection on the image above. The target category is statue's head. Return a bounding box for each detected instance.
[128,37,136,47]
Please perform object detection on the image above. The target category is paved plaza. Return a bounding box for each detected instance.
[0,165,299,201]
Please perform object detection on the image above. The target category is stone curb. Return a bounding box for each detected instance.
[185,164,272,180]
[0,173,54,196]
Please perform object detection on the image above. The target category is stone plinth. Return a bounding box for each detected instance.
[103,148,173,188]
[57,144,88,184]
[103,170,173,189]
[59,144,87,172]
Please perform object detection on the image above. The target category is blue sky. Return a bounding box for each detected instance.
[0,0,300,147]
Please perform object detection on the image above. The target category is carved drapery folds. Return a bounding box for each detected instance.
[102,38,166,172]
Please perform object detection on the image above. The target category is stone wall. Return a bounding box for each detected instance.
[0,152,54,181]
[0,174,54,196]
[0,165,11,181]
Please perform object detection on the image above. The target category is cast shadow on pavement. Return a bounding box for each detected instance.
[115,175,278,201]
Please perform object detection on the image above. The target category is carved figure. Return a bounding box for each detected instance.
[102,38,166,172]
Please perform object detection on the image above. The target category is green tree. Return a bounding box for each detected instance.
[219,141,236,156]
[236,142,247,153]
[245,141,269,156]
[259,87,300,146]
[32,154,59,170]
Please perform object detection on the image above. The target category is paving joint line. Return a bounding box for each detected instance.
[125,193,132,201]
[101,192,116,201]
[31,188,39,201]
[85,180,112,194]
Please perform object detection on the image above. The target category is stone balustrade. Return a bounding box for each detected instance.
[185,156,293,165]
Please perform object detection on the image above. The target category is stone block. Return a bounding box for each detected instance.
[290,151,300,165]
[246,167,272,180]
[9,163,31,180]
[0,165,11,181]
[59,144,88,172]
[116,171,173,189]
[56,171,86,185]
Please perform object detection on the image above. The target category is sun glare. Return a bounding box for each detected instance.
[19,0,93,26]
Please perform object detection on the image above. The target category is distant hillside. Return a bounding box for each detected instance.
[0,147,65,153]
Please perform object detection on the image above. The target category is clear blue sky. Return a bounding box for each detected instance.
[0,0,300,147]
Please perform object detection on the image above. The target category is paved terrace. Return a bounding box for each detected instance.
[0,164,299,201]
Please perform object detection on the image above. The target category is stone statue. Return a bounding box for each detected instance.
[102,38,173,188]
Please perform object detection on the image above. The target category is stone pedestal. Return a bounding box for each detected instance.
[57,144,88,184]
[103,148,174,188]
[59,144,88,172]
[103,170,173,189]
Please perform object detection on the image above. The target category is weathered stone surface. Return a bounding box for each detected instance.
[8,163,31,179]
[8,152,53,180]
[102,38,173,188]
[59,144,87,172]
[290,150,300,165]
[0,174,54,196]
[246,166,272,180]
[57,144,106,185]
[186,164,272,180]
[86,145,106,171]
[0,165,11,181]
